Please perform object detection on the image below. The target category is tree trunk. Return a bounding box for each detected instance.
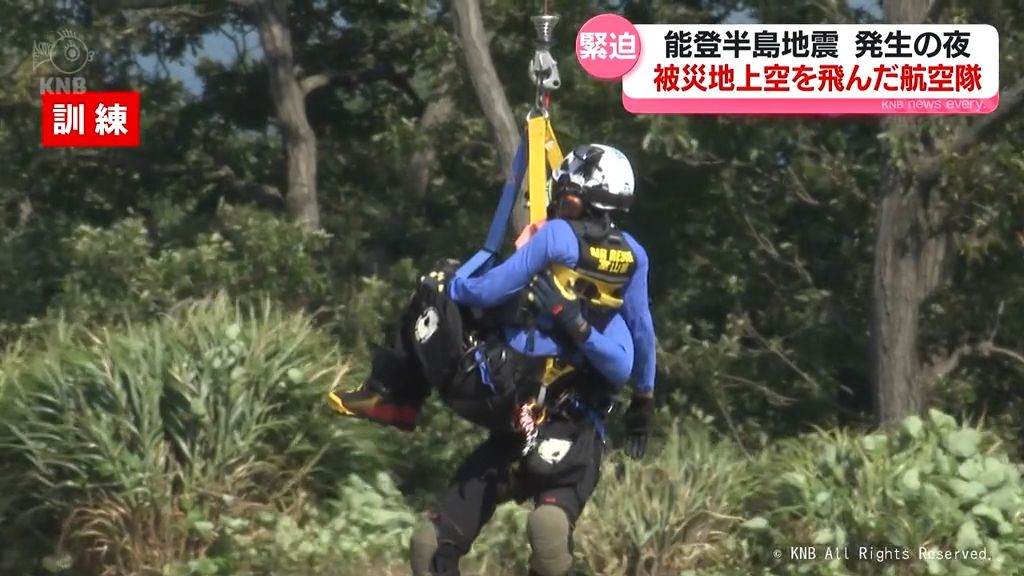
[870,0,937,424]
[406,95,455,200]
[252,0,320,229]
[450,0,528,233]
[871,169,926,423]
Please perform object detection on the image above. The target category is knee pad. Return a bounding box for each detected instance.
[409,518,439,576]
[527,505,573,576]
[410,514,467,576]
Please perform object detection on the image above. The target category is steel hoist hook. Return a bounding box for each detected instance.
[529,14,561,115]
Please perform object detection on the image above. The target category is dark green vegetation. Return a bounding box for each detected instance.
[1,1,1022,574]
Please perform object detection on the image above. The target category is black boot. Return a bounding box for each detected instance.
[327,345,428,431]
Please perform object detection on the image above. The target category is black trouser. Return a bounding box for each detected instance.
[370,282,526,431]
[428,419,603,573]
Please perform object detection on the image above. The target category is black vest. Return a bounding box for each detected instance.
[497,218,638,408]
[497,218,637,345]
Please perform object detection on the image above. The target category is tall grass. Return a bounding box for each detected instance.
[0,295,343,575]
[575,419,756,576]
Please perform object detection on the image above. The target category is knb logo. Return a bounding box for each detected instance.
[33,29,94,93]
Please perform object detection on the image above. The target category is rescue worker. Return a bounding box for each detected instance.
[329,144,655,457]
[330,144,657,576]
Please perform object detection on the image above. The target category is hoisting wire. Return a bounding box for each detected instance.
[455,5,566,279]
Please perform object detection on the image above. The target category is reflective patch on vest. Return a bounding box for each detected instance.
[586,245,635,275]
[537,437,573,464]
[414,307,440,343]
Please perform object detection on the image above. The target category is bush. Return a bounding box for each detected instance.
[0,295,346,576]
[0,219,69,342]
[740,410,1024,575]
[161,472,417,576]
[55,205,331,326]
[327,258,418,352]
[574,419,756,576]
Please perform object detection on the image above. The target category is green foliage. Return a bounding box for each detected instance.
[56,205,331,326]
[0,296,343,575]
[0,219,70,340]
[161,472,416,576]
[2,0,1024,574]
[575,419,756,576]
[740,410,1024,575]
[328,258,418,351]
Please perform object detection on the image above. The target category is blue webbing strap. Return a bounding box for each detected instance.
[569,397,608,443]
[455,133,528,279]
[475,348,496,393]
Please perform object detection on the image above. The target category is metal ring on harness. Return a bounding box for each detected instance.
[457,342,494,392]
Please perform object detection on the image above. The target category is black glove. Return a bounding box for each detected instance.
[623,394,654,460]
[419,258,461,295]
[528,271,591,344]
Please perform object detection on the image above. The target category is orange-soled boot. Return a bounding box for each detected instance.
[327,381,422,432]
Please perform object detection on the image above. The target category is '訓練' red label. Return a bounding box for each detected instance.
[41,91,141,147]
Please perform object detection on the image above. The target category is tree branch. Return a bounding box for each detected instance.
[740,211,816,286]
[451,0,517,167]
[299,72,332,96]
[219,23,249,64]
[787,164,821,206]
[407,95,456,199]
[975,342,1024,367]
[916,75,1024,187]
[923,342,972,384]
[743,316,821,390]
[102,0,214,18]
[451,0,521,226]
[710,389,753,457]
[722,374,797,407]
[925,0,946,23]
[947,76,1024,156]
[921,301,1024,383]
[296,64,424,109]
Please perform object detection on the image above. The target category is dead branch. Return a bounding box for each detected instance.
[787,164,821,206]
[743,315,822,390]
[741,211,816,286]
[921,301,1024,383]
[721,373,798,407]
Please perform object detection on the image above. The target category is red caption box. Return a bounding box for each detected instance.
[41,91,141,148]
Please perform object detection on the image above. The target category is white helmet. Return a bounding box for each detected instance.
[550,144,635,212]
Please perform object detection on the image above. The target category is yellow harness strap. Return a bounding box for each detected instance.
[526,116,564,225]
[522,114,566,421]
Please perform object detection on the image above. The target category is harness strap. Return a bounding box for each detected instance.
[455,134,528,280]
[474,347,496,393]
[565,396,608,443]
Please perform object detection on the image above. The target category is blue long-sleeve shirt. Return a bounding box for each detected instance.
[449,219,656,394]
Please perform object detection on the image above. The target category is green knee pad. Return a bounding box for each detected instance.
[410,517,439,576]
[527,505,573,576]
